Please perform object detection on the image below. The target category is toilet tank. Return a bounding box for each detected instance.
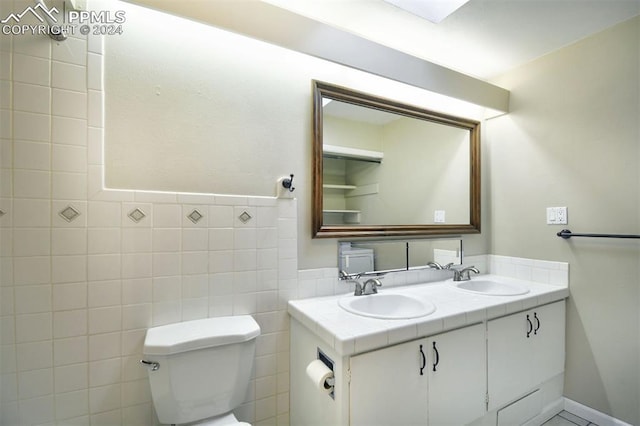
[143,316,261,425]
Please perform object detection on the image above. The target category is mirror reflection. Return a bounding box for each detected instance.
[338,239,462,276]
[323,100,470,225]
[313,81,481,238]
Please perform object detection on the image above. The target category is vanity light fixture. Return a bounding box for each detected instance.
[383,0,471,23]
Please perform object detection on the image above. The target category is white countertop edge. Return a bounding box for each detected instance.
[288,274,569,356]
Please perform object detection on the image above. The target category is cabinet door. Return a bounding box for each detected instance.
[487,310,535,410]
[350,338,428,426]
[488,301,566,411]
[531,301,565,383]
[427,323,487,425]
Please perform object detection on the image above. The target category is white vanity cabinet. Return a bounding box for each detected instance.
[487,301,566,411]
[349,323,486,426]
[289,279,569,426]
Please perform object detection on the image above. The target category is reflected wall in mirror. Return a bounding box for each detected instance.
[338,239,462,276]
[313,81,481,238]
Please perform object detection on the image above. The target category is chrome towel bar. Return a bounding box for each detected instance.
[557,229,640,239]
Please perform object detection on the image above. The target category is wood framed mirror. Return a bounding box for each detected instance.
[312,81,481,238]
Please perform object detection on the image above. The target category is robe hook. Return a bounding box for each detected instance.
[282,174,295,192]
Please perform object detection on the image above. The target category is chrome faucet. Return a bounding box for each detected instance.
[453,266,480,282]
[427,261,454,270]
[354,278,382,296]
[339,270,359,280]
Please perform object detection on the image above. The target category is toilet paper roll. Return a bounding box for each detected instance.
[306,359,334,393]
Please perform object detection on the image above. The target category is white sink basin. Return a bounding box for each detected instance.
[338,293,436,320]
[453,279,529,296]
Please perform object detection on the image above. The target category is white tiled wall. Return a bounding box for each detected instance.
[294,254,568,301]
[487,254,569,286]
[0,5,294,425]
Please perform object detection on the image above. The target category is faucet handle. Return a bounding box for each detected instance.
[453,266,480,281]
[428,262,455,271]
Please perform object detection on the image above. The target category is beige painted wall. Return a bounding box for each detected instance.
[487,16,640,424]
[103,4,640,422]
[103,1,489,269]
[372,117,469,225]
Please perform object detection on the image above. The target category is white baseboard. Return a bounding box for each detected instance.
[564,398,632,426]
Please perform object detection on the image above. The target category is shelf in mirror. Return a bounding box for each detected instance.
[323,184,357,190]
[323,210,361,224]
[323,144,384,163]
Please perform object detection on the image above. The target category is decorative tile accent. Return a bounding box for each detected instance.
[127,208,146,223]
[59,205,81,222]
[187,209,203,224]
[238,210,252,224]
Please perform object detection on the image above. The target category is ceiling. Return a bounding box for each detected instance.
[262,0,640,81]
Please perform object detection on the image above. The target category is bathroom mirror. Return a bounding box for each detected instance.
[313,81,481,238]
[338,238,462,276]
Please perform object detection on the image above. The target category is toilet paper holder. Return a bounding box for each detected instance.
[318,348,335,399]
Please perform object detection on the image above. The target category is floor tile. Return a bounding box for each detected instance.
[559,410,591,426]
[542,411,597,426]
[543,416,580,426]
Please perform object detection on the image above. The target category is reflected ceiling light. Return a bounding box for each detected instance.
[383,0,471,23]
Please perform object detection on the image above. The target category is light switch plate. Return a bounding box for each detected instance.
[434,210,446,223]
[546,207,567,225]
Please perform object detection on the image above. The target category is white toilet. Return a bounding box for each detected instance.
[142,316,261,425]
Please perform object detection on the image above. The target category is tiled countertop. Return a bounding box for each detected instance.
[288,274,569,356]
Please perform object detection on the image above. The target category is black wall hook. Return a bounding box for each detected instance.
[282,174,295,192]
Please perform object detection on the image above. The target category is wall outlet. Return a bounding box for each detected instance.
[546,207,567,225]
[434,210,446,223]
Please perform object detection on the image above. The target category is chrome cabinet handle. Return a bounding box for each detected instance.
[140,359,160,371]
